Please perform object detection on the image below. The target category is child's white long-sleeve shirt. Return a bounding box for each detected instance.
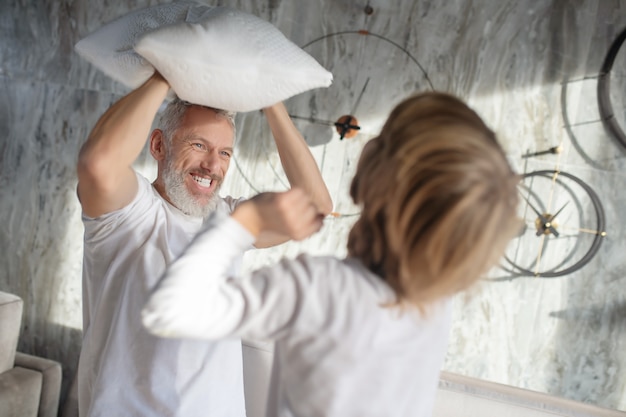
[143,212,453,417]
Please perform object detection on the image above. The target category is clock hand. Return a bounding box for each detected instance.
[550,201,569,223]
[351,77,370,116]
[288,114,336,127]
[291,79,370,140]
[539,201,569,238]
[332,78,370,140]
[541,220,560,238]
[521,194,549,224]
[521,194,559,237]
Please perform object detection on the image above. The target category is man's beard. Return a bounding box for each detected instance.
[162,157,221,218]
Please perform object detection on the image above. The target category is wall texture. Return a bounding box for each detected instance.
[1,0,625,414]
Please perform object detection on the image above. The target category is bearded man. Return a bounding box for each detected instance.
[75,72,332,417]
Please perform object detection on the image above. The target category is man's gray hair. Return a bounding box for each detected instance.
[159,98,237,146]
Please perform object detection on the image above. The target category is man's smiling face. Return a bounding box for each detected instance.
[161,105,234,217]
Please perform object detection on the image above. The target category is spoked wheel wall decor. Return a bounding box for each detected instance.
[598,26,626,148]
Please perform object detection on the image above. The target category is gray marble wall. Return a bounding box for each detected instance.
[1,0,625,413]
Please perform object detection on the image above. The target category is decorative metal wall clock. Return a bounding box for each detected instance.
[502,169,606,277]
[233,27,434,216]
[286,30,434,146]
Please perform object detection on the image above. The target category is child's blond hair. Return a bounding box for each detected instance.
[347,92,520,310]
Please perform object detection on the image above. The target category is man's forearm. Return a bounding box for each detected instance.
[263,103,333,215]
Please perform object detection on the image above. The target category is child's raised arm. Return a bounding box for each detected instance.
[142,188,325,340]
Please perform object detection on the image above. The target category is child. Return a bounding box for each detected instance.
[142,92,521,417]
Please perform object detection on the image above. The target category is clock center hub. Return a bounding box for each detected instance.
[334,115,360,139]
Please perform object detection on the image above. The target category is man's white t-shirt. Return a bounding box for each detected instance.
[78,172,246,417]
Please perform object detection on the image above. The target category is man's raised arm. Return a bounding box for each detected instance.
[77,73,170,218]
[253,102,333,248]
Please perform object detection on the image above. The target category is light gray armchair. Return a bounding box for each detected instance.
[0,291,62,417]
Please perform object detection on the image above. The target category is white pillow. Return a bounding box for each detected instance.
[74,1,196,89]
[134,5,333,112]
[75,1,333,112]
